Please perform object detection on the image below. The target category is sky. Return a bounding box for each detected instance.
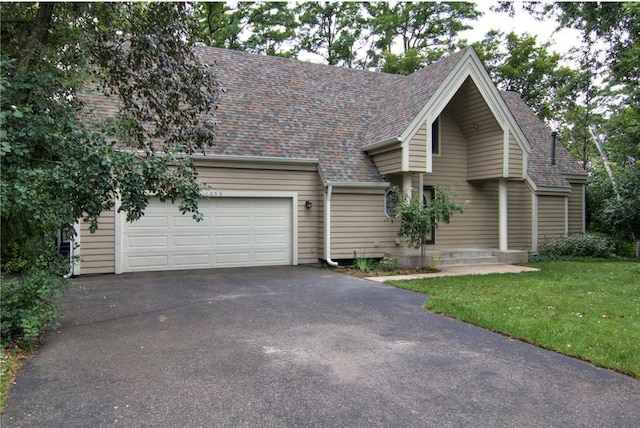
[460,2,583,57]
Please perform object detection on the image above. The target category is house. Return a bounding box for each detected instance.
[75,46,586,275]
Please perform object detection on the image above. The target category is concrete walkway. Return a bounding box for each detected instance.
[366,263,540,282]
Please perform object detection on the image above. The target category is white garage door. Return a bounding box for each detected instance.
[120,197,293,272]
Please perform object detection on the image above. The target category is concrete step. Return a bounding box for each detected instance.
[438,256,501,267]
[385,249,507,269]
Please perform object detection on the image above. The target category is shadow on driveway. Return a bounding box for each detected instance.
[3,266,639,427]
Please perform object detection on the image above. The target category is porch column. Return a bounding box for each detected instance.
[402,172,412,200]
[499,178,508,251]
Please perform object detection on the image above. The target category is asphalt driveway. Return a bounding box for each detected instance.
[3,266,639,427]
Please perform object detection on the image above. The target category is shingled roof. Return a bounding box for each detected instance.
[501,91,586,189]
[84,45,584,188]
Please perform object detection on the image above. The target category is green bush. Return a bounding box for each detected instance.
[537,233,616,259]
[0,270,72,351]
[378,257,398,270]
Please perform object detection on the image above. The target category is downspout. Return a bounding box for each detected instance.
[324,184,338,266]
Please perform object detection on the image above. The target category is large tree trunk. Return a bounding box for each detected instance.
[17,2,55,72]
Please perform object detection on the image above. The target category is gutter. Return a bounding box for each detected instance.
[324,185,338,266]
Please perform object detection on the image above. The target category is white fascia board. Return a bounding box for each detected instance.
[324,181,390,189]
[362,137,402,152]
[192,154,319,165]
[564,174,588,184]
[534,186,572,196]
[400,49,532,159]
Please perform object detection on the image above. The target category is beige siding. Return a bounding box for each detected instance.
[79,210,115,275]
[370,146,403,175]
[447,77,504,181]
[408,123,427,172]
[79,162,320,274]
[537,195,567,244]
[508,181,532,249]
[508,132,525,178]
[416,111,501,249]
[329,187,400,259]
[568,182,585,234]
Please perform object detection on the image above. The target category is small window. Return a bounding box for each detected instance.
[385,189,398,218]
[431,117,440,155]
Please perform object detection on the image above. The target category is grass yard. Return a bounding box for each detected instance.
[388,260,640,378]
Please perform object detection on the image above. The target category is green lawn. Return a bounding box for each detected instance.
[388,260,640,378]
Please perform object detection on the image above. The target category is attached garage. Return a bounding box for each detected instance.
[117,195,297,273]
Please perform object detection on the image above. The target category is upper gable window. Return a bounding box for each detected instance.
[431,117,440,155]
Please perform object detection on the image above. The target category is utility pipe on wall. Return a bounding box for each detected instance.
[324,185,338,266]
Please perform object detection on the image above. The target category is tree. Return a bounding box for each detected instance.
[496,2,640,256]
[295,2,365,67]
[198,2,248,50]
[366,2,481,70]
[387,187,466,269]
[244,2,299,57]
[0,2,221,274]
[473,30,578,122]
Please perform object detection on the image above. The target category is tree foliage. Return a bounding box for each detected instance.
[387,186,466,268]
[473,30,578,122]
[0,2,221,274]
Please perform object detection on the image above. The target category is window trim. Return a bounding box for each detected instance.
[431,117,441,156]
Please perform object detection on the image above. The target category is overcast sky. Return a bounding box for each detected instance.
[461,2,583,57]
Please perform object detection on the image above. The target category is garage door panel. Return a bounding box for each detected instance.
[216,235,250,245]
[174,254,211,267]
[121,197,293,272]
[129,217,169,228]
[173,216,209,228]
[128,236,168,248]
[129,255,169,268]
[174,236,210,247]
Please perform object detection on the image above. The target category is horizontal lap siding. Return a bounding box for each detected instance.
[447,78,504,181]
[467,131,503,180]
[538,195,567,244]
[371,148,403,175]
[79,163,320,274]
[508,181,532,249]
[196,164,320,264]
[409,124,427,172]
[330,189,400,259]
[79,211,115,274]
[509,133,525,178]
[568,182,585,234]
[369,142,403,175]
[427,112,499,248]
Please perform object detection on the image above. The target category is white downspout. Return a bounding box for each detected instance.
[324,185,338,266]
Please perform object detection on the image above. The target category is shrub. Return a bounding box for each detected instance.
[378,257,398,271]
[538,233,616,259]
[0,270,72,351]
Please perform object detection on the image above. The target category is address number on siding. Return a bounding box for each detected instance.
[201,190,223,197]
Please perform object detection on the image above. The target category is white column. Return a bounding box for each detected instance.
[499,179,508,251]
[402,172,413,200]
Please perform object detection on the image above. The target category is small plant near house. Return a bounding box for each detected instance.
[378,256,398,271]
[387,186,466,269]
[427,252,441,272]
[353,252,376,272]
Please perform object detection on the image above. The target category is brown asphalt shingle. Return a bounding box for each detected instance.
[84,45,585,187]
[501,91,586,189]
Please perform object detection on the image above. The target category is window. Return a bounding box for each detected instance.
[385,189,398,218]
[431,117,440,155]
